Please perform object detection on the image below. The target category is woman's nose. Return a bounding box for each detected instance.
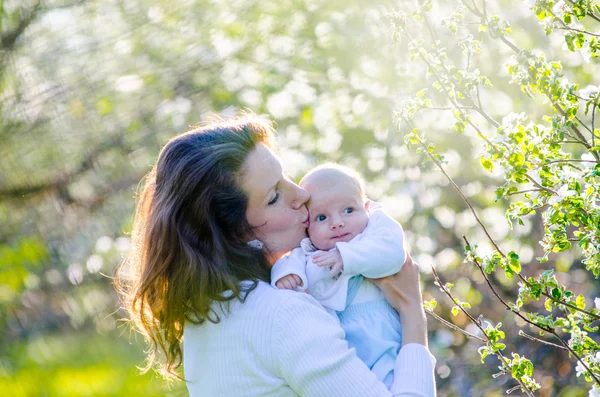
[292,186,310,210]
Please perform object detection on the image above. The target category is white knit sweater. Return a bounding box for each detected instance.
[183,281,436,397]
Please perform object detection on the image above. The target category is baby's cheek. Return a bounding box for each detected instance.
[308,225,325,245]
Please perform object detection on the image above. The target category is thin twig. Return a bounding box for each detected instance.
[575,115,594,136]
[546,159,598,164]
[506,189,542,196]
[426,309,487,343]
[524,174,559,195]
[519,330,568,350]
[557,26,600,37]
[593,104,597,148]
[409,43,501,152]
[411,134,503,255]
[431,266,536,396]
[430,106,478,111]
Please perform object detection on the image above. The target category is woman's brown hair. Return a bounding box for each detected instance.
[115,116,276,378]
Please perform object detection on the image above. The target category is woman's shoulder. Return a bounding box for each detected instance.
[245,281,323,311]
[235,281,330,325]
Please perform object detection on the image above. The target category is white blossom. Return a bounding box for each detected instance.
[595,297,600,310]
[548,184,576,204]
[576,359,586,376]
[590,385,600,397]
[502,112,527,127]
[557,77,570,90]
[581,41,593,63]
[579,85,600,100]
[552,1,567,16]
[581,153,596,170]
[523,0,537,8]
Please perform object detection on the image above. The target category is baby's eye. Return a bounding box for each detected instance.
[344,207,354,214]
[316,214,327,222]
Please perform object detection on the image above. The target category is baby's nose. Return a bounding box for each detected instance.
[331,220,344,229]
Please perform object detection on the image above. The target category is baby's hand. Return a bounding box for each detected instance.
[312,250,344,278]
[275,274,303,290]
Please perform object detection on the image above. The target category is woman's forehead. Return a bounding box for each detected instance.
[242,144,282,198]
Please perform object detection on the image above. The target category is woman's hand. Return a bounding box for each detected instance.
[369,255,428,347]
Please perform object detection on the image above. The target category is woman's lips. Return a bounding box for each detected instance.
[302,216,310,227]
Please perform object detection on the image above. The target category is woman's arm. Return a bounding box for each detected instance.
[272,286,435,396]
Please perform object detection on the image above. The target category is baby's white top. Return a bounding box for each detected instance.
[271,204,407,311]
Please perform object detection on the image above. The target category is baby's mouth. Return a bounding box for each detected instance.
[331,233,351,240]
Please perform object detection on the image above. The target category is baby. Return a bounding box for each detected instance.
[270,163,407,389]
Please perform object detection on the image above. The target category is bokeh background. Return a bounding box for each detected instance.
[1,0,598,395]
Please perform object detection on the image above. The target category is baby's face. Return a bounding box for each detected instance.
[301,173,369,251]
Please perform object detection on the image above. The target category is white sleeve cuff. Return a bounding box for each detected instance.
[391,344,437,397]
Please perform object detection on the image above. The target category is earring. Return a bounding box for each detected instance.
[247,239,264,249]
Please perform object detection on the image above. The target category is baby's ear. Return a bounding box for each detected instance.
[364,199,371,211]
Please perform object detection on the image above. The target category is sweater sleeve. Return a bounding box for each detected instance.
[270,248,309,291]
[336,208,407,278]
[273,292,436,396]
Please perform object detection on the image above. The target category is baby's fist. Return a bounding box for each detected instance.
[312,250,344,277]
[275,274,303,290]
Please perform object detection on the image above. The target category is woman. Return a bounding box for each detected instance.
[116,116,436,396]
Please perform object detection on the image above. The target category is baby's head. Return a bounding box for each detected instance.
[300,164,370,251]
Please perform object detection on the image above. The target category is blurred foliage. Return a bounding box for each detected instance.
[0,0,598,395]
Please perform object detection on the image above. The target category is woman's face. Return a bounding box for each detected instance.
[242,143,310,265]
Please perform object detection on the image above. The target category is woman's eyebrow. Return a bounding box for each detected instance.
[264,177,281,202]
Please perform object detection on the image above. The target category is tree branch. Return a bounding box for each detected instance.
[0,135,125,201]
[463,235,600,387]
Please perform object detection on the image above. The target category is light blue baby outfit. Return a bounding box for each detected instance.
[337,275,402,389]
[270,205,406,389]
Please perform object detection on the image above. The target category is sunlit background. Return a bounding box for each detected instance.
[1,0,598,395]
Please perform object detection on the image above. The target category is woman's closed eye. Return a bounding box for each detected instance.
[268,190,279,205]
[344,207,354,214]
[315,214,327,222]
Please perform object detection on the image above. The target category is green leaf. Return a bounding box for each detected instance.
[451,306,459,316]
[416,88,428,98]
[552,288,562,300]
[480,157,494,172]
[576,295,585,309]
[541,269,554,278]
